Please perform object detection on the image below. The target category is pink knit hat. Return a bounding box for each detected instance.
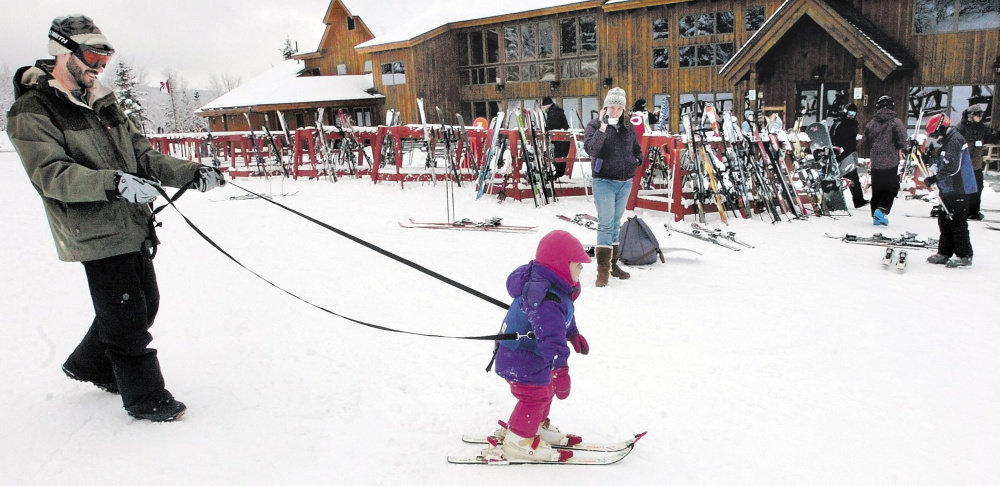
[535,230,591,283]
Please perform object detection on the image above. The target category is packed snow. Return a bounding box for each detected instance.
[2,146,998,485]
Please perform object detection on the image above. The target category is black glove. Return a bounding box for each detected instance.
[194,166,226,192]
[923,175,938,188]
[115,171,160,203]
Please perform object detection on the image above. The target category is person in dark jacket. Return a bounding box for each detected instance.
[7,15,226,422]
[923,114,976,267]
[493,230,591,462]
[831,103,868,208]
[862,95,908,225]
[584,87,642,287]
[956,104,996,220]
[542,97,571,178]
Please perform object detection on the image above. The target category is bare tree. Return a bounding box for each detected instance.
[208,73,243,94]
[0,63,13,131]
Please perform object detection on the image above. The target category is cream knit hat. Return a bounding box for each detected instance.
[603,87,627,109]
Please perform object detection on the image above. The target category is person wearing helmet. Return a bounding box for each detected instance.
[923,113,976,268]
[831,104,868,208]
[955,104,996,220]
[862,95,908,225]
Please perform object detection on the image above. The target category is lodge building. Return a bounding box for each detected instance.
[198,0,998,135]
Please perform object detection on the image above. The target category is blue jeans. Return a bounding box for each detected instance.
[592,178,632,246]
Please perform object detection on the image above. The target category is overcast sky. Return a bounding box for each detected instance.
[1,0,588,92]
[0,0,333,90]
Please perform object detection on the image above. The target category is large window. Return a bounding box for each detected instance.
[679,10,736,37]
[482,14,598,85]
[380,62,406,86]
[458,30,501,85]
[653,48,670,69]
[653,18,669,40]
[678,43,734,67]
[679,92,735,121]
[914,0,1000,33]
[906,84,994,132]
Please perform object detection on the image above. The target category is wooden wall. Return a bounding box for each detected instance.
[303,2,375,77]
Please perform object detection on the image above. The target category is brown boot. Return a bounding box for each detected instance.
[595,245,612,287]
[610,243,631,280]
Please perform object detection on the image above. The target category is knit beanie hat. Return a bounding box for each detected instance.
[535,230,591,284]
[541,96,554,107]
[604,87,627,109]
[48,15,114,56]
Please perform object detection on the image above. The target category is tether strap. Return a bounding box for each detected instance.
[151,183,519,342]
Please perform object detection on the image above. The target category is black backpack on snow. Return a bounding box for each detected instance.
[618,216,665,266]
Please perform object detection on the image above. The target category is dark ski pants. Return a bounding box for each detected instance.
[66,251,165,408]
[842,168,866,206]
[937,195,973,258]
[869,167,899,215]
[969,169,984,215]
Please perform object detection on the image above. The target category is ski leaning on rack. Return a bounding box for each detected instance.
[448,432,646,465]
[825,232,938,249]
[398,218,536,232]
[664,223,742,251]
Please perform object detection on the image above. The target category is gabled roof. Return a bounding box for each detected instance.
[197,60,382,114]
[719,0,917,84]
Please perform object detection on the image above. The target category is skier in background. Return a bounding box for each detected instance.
[585,87,642,287]
[7,15,225,422]
[955,104,995,220]
[831,103,868,208]
[492,230,592,462]
[541,96,570,179]
[862,95,908,226]
[923,114,976,267]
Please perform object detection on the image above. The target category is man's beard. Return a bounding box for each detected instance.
[66,56,97,89]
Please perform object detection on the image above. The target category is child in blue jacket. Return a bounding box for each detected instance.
[493,230,591,462]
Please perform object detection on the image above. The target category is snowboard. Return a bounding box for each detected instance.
[805,122,848,212]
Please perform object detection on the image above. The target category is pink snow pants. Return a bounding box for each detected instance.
[507,381,555,438]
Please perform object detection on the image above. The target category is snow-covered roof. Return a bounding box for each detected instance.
[352,0,596,49]
[197,59,382,113]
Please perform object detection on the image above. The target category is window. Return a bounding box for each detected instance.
[914,0,1000,33]
[653,48,670,69]
[680,10,736,37]
[678,43,734,67]
[364,60,372,73]
[494,15,597,85]
[459,29,500,85]
[653,18,669,40]
[347,17,355,31]
[746,6,766,31]
[337,64,347,75]
[380,62,406,86]
[906,84,995,131]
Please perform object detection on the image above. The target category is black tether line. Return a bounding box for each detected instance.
[150,182,519,342]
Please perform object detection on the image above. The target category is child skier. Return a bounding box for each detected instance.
[492,230,591,462]
[923,113,976,267]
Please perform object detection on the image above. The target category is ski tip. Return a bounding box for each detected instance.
[633,431,648,443]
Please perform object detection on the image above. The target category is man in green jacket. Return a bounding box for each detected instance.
[7,15,226,422]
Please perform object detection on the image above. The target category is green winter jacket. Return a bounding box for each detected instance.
[8,60,202,262]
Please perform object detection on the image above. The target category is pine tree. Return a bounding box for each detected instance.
[279,36,297,60]
[112,59,149,133]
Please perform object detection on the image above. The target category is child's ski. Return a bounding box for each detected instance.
[896,250,907,270]
[448,433,645,465]
[664,223,742,251]
[461,432,646,453]
[882,247,895,267]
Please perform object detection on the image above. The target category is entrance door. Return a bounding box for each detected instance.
[796,83,850,125]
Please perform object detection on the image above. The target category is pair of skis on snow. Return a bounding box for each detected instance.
[398,218,536,233]
[882,247,908,271]
[448,431,646,465]
[663,223,753,251]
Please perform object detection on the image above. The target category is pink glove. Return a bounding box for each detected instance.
[551,367,571,400]
[570,334,589,355]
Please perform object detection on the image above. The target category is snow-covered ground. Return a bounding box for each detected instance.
[2,148,998,485]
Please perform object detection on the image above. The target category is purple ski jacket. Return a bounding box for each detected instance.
[494,262,581,386]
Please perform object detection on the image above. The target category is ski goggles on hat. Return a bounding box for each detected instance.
[48,29,115,69]
[846,110,857,118]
